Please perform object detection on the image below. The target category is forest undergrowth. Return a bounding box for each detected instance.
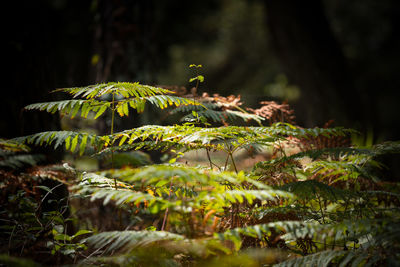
[1,66,400,266]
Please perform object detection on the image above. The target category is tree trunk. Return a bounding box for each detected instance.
[3,0,92,162]
[264,0,364,128]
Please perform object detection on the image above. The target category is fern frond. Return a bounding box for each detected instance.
[13,131,103,155]
[80,172,132,189]
[25,95,201,119]
[181,109,264,124]
[97,165,270,190]
[54,82,173,99]
[170,103,220,114]
[0,139,31,152]
[269,123,356,138]
[217,218,391,253]
[278,180,353,201]
[115,95,202,115]
[371,141,400,155]
[80,166,289,215]
[256,142,400,173]
[84,230,185,254]
[200,189,294,210]
[274,250,346,267]
[89,188,164,207]
[100,124,354,160]
[24,99,110,119]
[0,154,45,169]
[107,125,279,156]
[305,160,380,183]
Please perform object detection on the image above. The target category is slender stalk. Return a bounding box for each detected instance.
[111,92,117,189]
[161,208,169,231]
[224,152,230,170]
[317,194,326,224]
[206,148,213,169]
[161,180,174,231]
[229,149,238,173]
[8,225,16,254]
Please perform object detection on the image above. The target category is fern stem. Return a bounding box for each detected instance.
[111,92,117,189]
[230,152,238,173]
[161,180,173,231]
[224,153,230,170]
[206,148,213,169]
[317,194,326,224]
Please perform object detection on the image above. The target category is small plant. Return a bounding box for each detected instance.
[2,68,400,266]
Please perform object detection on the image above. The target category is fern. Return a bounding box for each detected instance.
[0,138,31,152]
[278,180,353,202]
[89,188,166,210]
[100,165,267,188]
[255,142,400,173]
[13,131,103,155]
[170,102,221,114]
[274,250,347,267]
[216,217,400,266]
[25,94,200,118]
[10,78,400,267]
[79,165,292,216]
[25,99,110,119]
[0,154,45,169]
[54,82,173,99]
[180,108,264,124]
[0,139,45,169]
[200,189,293,211]
[170,93,264,125]
[105,124,350,156]
[84,230,186,254]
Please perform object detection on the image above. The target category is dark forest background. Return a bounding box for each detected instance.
[3,0,400,144]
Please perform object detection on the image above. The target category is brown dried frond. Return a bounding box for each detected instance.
[247,101,296,125]
[260,173,298,187]
[0,169,41,209]
[297,121,351,153]
[158,85,244,112]
[25,164,75,183]
[199,92,243,110]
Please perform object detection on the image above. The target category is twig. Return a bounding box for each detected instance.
[161,180,174,231]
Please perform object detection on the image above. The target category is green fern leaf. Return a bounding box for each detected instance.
[278,180,353,201]
[274,250,347,267]
[13,131,102,155]
[25,99,110,119]
[55,82,173,99]
[84,230,185,254]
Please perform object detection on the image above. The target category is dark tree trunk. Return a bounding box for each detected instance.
[264,0,364,128]
[3,0,92,162]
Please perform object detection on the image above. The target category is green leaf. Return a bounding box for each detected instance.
[70,135,79,152]
[65,136,71,150]
[34,185,52,193]
[79,134,88,156]
[70,102,81,118]
[119,135,128,146]
[123,102,129,116]
[94,105,108,119]
[72,230,92,239]
[117,103,125,117]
